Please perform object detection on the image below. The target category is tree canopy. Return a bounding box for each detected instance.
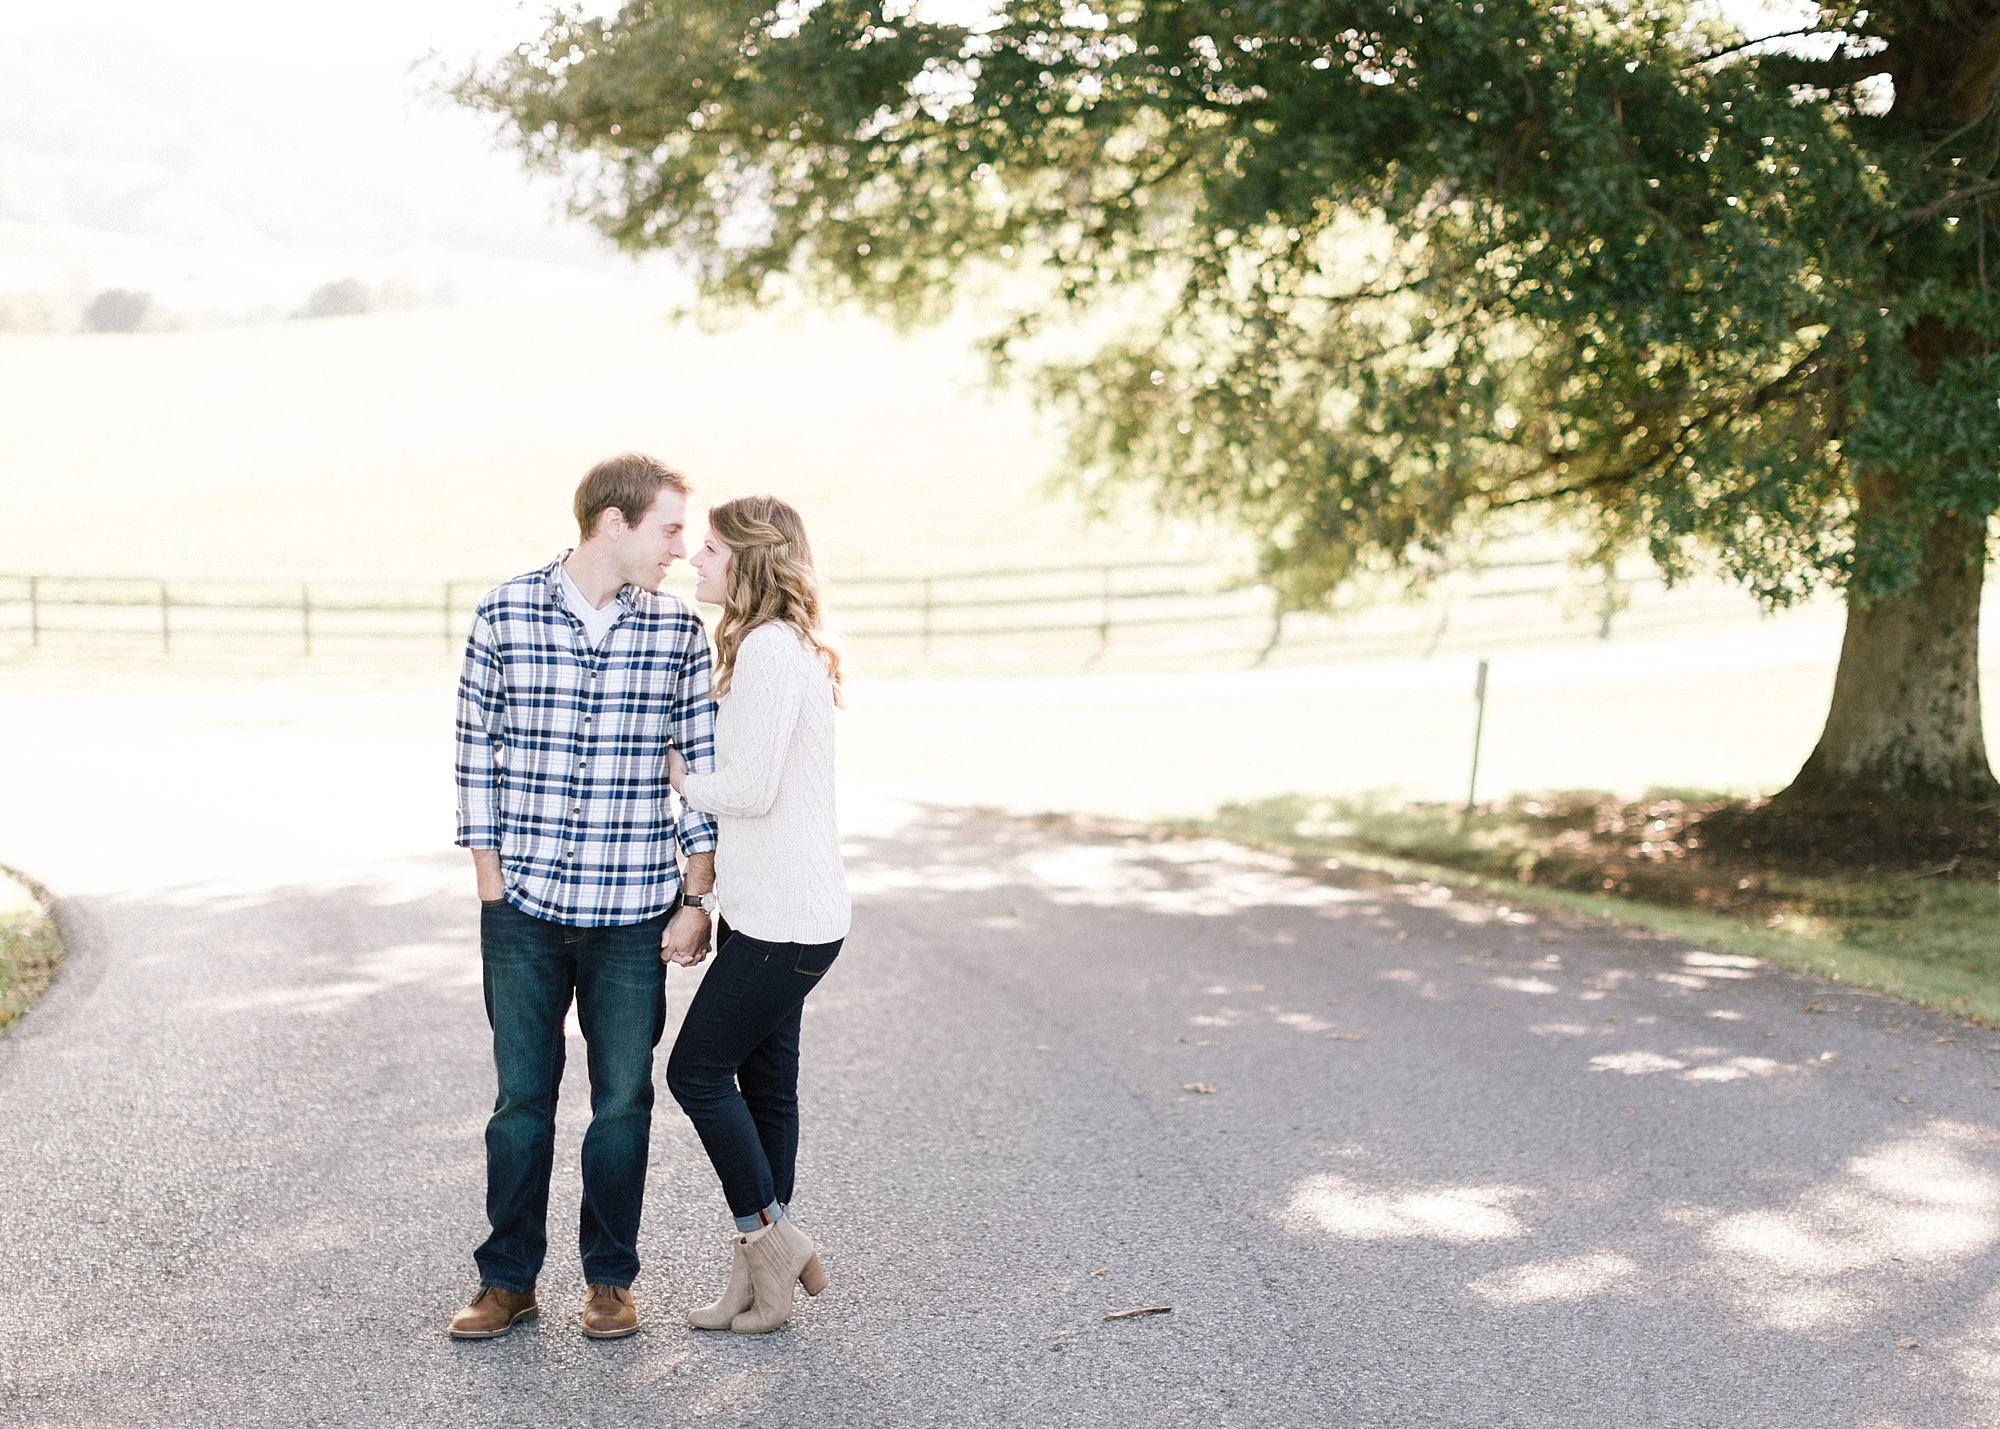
[457,0,2000,808]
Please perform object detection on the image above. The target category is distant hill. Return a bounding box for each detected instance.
[0,24,648,322]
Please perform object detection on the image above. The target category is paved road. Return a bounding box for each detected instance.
[4,794,2000,1428]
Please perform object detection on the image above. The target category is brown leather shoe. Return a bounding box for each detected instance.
[448,1286,539,1339]
[582,1283,640,1339]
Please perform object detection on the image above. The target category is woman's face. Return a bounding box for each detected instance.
[690,529,732,606]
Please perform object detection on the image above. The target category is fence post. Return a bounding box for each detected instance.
[159,581,171,655]
[1097,566,1113,651]
[920,579,933,660]
[1464,658,1490,813]
[301,584,313,657]
[28,577,38,649]
[443,582,454,651]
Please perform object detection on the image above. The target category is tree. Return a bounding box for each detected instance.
[296,279,372,320]
[83,289,151,333]
[455,0,2000,816]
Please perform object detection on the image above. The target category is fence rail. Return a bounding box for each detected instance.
[0,557,1652,667]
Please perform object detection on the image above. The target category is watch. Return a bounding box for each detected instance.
[681,892,718,914]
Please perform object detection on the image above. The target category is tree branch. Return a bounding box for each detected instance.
[1748,53,1891,92]
[1492,462,1650,509]
[1689,27,1839,69]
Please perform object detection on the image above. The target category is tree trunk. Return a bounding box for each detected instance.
[1776,502,1998,809]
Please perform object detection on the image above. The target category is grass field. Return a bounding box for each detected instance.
[0,296,1201,585]
[7,292,1943,679]
[1194,796,2000,1026]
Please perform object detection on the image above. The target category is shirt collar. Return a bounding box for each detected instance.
[548,551,636,610]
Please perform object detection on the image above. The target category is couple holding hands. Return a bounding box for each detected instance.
[449,453,848,1340]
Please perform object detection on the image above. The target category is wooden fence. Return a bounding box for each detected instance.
[0,556,1641,667]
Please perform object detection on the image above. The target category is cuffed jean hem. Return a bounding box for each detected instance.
[480,1277,536,1295]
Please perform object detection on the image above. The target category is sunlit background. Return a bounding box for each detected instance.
[2,0,1995,872]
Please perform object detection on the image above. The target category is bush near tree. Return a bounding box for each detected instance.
[455,0,2000,848]
[82,289,151,333]
[296,279,372,320]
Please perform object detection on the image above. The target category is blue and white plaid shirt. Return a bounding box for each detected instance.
[455,556,720,927]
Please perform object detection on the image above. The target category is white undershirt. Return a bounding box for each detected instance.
[558,561,623,649]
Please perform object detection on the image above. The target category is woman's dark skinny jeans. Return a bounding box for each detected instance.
[666,919,841,1218]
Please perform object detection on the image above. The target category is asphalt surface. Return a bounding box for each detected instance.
[4,791,2000,1428]
[0,652,1992,1416]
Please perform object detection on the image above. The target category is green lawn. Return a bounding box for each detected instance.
[0,298,1203,586]
[0,876,61,1035]
[1194,794,2000,1026]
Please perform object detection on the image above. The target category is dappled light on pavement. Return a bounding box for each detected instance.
[1697,1122,2000,1334]
[1466,1252,1643,1307]
[1278,1173,1533,1244]
[1021,840,1360,917]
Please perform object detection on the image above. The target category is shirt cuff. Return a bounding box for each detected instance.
[678,820,719,857]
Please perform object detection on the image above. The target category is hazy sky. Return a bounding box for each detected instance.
[0,1,647,303]
[28,0,557,201]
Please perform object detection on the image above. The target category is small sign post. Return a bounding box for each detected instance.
[1465,658,1490,813]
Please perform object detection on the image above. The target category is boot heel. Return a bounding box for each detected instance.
[800,1251,827,1296]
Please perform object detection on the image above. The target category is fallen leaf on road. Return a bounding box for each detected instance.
[1090,1268,1109,1277]
[1325,998,1340,1006]
[1102,1306,1173,1322]
[1801,1002,1828,1014]
[1183,1082,1218,1095]
[1896,1338,1920,1350]
[1325,1033,1367,1042]
[1939,1035,1963,1043]
[1603,1016,1617,1023]
[1489,1003,1508,1010]
[1621,1107,1637,1114]
[1896,1096,1913,1104]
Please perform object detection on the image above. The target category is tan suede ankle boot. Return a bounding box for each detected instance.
[730,1218,825,1334]
[687,1238,754,1330]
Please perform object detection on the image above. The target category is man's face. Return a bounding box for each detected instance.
[612,489,689,592]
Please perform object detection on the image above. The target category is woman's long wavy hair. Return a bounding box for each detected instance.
[706,495,843,706]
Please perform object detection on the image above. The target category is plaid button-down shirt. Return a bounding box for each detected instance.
[455,556,719,927]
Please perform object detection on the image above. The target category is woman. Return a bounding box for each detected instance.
[664,494,849,1335]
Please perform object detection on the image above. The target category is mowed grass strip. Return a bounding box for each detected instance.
[0,875,62,1034]
[1191,794,2000,1027]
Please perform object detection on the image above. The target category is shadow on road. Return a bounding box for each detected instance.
[0,811,1992,1426]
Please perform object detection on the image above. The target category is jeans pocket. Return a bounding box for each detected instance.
[793,941,840,978]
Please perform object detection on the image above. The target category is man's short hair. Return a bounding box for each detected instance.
[574,452,692,539]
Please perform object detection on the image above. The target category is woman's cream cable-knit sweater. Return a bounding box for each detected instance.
[677,622,850,944]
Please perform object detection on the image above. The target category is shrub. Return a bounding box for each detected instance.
[296,279,371,320]
[83,289,151,333]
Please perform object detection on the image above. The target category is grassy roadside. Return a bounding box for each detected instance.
[1189,795,2000,1027]
[0,871,62,1034]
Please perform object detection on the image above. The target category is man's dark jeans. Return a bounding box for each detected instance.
[666,921,841,1218]
[475,897,669,1293]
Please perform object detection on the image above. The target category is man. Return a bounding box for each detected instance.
[448,452,722,1341]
